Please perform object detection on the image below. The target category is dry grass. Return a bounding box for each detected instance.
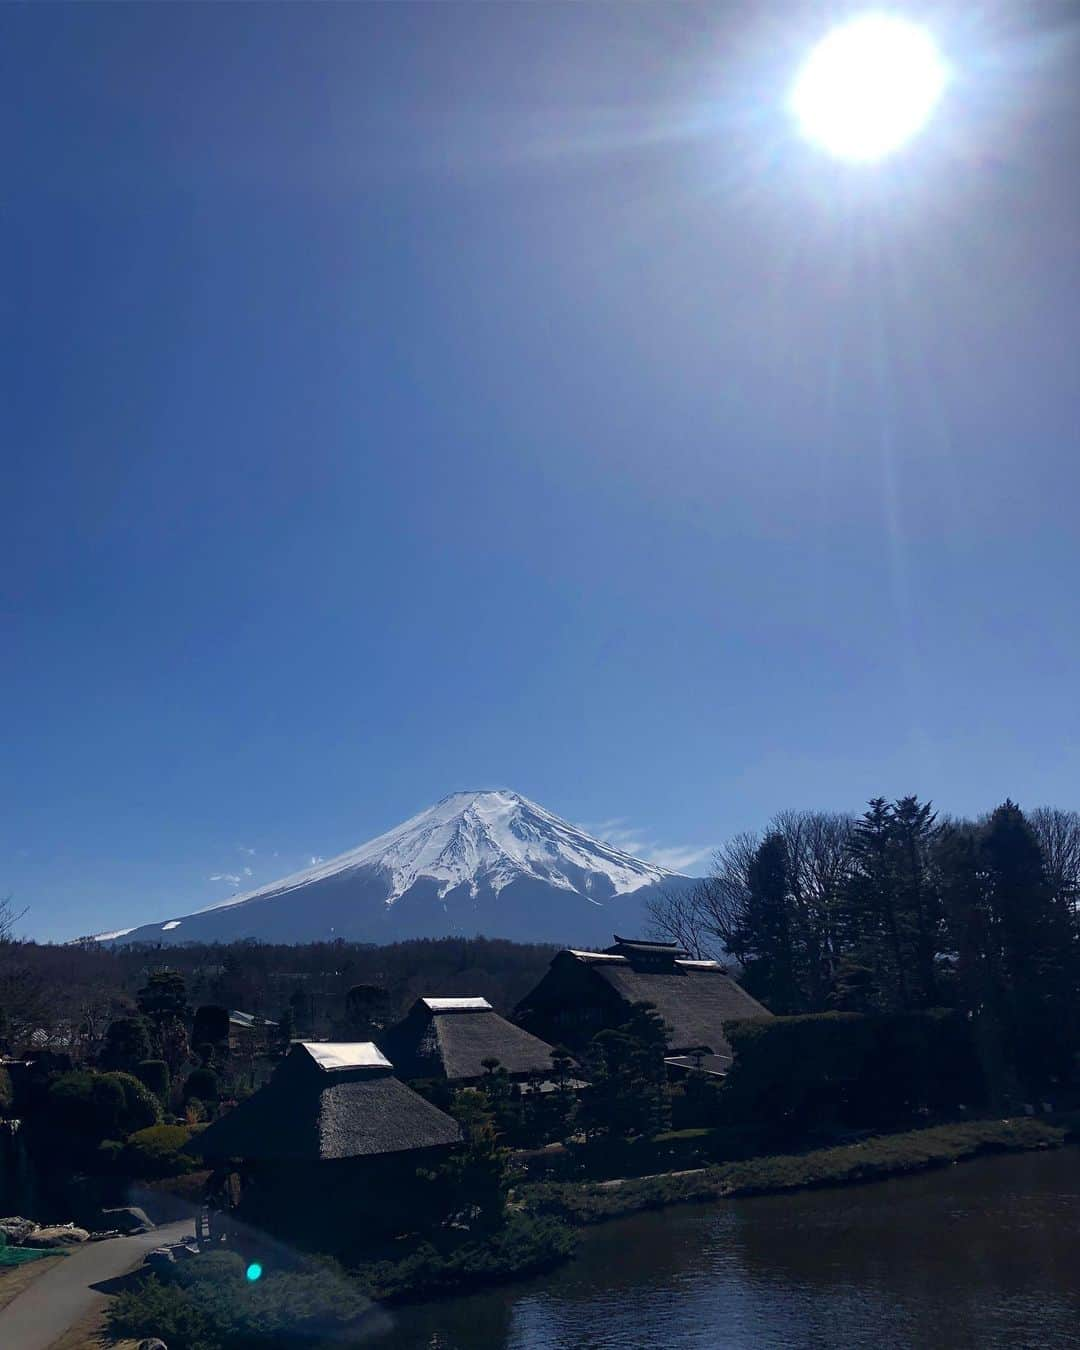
[0,1255,63,1312]
[46,1302,139,1350]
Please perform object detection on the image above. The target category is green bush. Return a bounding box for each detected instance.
[364,1215,577,1303]
[184,1067,220,1104]
[47,1069,161,1146]
[100,1016,155,1073]
[136,1059,171,1102]
[109,1250,372,1350]
[124,1123,198,1178]
[0,1065,13,1115]
[48,1070,161,1144]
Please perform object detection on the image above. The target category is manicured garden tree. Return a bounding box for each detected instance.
[580,1003,671,1142]
[138,971,191,1074]
[192,1005,230,1054]
[532,1043,579,1146]
[336,984,391,1040]
[673,1065,722,1129]
[135,1059,171,1105]
[438,1087,511,1230]
[100,1015,154,1073]
[183,1065,220,1105]
[480,1058,525,1144]
[47,1069,161,1149]
[272,1003,296,1056]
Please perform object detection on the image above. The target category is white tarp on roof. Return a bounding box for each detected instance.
[421,997,492,1012]
[301,1041,392,1071]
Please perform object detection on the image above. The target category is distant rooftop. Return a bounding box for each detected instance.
[228,1009,278,1029]
[421,997,492,1013]
[381,996,562,1082]
[300,1041,391,1073]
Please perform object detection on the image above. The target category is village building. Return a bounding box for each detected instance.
[379,997,561,1085]
[191,1041,461,1240]
[514,936,772,1076]
[227,1008,278,1050]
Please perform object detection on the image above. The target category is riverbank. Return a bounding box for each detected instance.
[522,1116,1076,1226]
[96,1116,1080,1346]
[377,1145,1080,1350]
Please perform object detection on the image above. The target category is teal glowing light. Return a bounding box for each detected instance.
[246,1262,263,1282]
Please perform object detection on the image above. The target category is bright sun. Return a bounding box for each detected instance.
[790,14,948,162]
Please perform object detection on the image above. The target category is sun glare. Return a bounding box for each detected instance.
[790,14,948,162]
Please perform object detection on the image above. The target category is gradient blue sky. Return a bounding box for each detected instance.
[4,2,1078,941]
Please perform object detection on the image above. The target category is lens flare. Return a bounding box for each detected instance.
[790,14,948,161]
[246,1262,263,1282]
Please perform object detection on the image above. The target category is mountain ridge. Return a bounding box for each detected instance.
[88,789,699,948]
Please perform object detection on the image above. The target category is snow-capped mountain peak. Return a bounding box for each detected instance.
[202,788,677,915]
[88,789,694,947]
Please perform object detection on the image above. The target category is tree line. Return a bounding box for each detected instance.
[0,925,555,1062]
[648,798,1080,1102]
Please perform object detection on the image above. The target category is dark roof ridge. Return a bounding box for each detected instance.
[611,934,681,949]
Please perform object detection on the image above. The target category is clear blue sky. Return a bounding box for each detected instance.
[4,3,1078,941]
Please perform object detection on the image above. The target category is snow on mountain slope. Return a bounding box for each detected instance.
[88,790,694,947]
[198,789,673,915]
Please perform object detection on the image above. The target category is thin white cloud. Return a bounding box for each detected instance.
[242,866,253,877]
[209,873,242,887]
[585,818,711,875]
[642,844,713,871]
[237,845,257,856]
[310,855,325,866]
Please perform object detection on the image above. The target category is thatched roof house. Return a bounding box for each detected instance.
[514,936,771,1070]
[379,997,560,1084]
[192,1041,461,1163]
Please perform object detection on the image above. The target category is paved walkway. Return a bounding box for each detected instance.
[0,1220,194,1350]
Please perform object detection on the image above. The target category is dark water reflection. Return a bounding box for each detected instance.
[373,1147,1080,1349]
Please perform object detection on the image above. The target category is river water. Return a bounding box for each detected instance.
[371,1147,1080,1349]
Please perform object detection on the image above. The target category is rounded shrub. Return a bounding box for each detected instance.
[184,1067,220,1104]
[106,1072,163,1132]
[124,1123,198,1178]
[135,1059,171,1103]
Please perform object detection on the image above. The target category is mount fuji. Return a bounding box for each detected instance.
[90,790,701,947]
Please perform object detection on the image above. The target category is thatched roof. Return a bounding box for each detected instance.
[380,997,561,1083]
[191,1041,461,1162]
[563,940,771,1056]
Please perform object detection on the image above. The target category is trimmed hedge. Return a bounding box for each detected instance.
[722,1009,986,1132]
[523,1117,1067,1226]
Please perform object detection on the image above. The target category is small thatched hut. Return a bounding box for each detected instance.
[379,997,561,1085]
[514,936,772,1074]
[195,1041,461,1162]
[190,1042,461,1240]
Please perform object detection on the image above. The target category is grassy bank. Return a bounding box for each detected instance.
[361,1215,577,1304]
[523,1117,1071,1226]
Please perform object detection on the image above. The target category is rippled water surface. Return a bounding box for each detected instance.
[371,1147,1080,1349]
